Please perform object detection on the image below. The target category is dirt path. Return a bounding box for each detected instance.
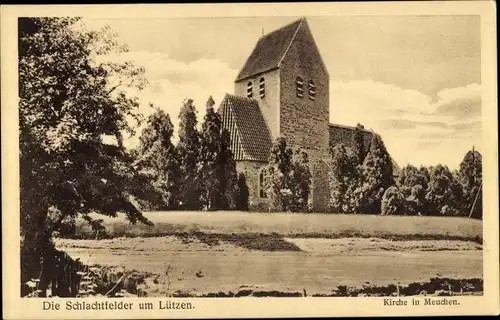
[55,236,482,296]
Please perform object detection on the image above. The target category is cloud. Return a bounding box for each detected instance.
[330,80,482,169]
[432,83,481,119]
[101,51,238,148]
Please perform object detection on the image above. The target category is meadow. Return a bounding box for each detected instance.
[72,211,482,242]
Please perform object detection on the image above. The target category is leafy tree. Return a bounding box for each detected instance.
[457,149,482,219]
[219,129,239,210]
[328,144,356,213]
[425,165,463,216]
[397,165,429,215]
[177,99,203,210]
[19,17,154,296]
[290,148,312,212]
[265,138,311,212]
[357,134,395,214]
[352,124,368,166]
[200,97,238,210]
[381,186,405,215]
[136,106,181,210]
[235,173,250,211]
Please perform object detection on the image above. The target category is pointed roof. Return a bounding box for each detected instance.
[235,18,304,82]
[218,94,272,162]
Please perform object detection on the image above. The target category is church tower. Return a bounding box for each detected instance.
[233,18,330,211]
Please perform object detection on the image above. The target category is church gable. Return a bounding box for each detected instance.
[218,94,273,162]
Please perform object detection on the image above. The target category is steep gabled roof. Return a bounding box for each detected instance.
[218,94,273,162]
[235,18,303,82]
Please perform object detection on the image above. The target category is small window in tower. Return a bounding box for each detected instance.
[259,169,268,198]
[259,77,265,98]
[247,81,253,98]
[308,80,316,100]
[296,76,304,98]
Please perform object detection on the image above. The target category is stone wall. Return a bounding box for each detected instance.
[236,161,271,212]
[234,69,280,142]
[328,124,373,153]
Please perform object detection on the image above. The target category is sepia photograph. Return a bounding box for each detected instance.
[1,2,498,319]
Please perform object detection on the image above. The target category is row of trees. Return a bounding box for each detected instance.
[134,98,249,211]
[328,127,483,218]
[384,149,483,218]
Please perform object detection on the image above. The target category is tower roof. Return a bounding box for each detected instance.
[235,18,304,82]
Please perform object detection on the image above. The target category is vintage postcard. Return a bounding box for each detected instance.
[1,1,499,319]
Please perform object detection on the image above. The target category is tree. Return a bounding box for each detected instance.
[219,129,239,210]
[425,165,463,216]
[200,97,238,210]
[352,124,368,166]
[136,107,181,210]
[290,148,312,212]
[328,144,356,213]
[235,173,250,211]
[19,17,154,296]
[458,149,483,219]
[357,134,395,214]
[177,99,203,210]
[381,186,405,215]
[265,138,311,212]
[397,165,429,215]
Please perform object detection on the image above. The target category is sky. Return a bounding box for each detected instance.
[81,15,481,170]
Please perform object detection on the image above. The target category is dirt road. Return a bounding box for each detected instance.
[55,236,482,296]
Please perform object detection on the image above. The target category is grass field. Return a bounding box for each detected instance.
[57,211,483,297]
[73,211,482,242]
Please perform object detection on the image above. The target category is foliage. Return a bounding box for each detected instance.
[235,173,250,211]
[381,186,405,215]
[328,144,356,213]
[356,134,395,214]
[136,107,181,210]
[397,165,430,215]
[290,148,313,212]
[457,149,482,219]
[425,165,463,216]
[265,138,312,212]
[177,99,203,210]
[19,17,154,296]
[352,124,368,166]
[199,97,238,210]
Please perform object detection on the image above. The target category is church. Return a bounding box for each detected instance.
[217,18,398,212]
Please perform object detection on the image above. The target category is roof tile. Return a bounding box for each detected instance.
[219,94,273,161]
[235,19,303,81]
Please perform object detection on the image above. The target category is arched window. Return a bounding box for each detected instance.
[308,80,316,100]
[247,81,253,98]
[258,168,268,198]
[259,77,265,98]
[296,76,304,98]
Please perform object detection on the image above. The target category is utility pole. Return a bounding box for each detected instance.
[468,184,481,218]
[468,145,480,219]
